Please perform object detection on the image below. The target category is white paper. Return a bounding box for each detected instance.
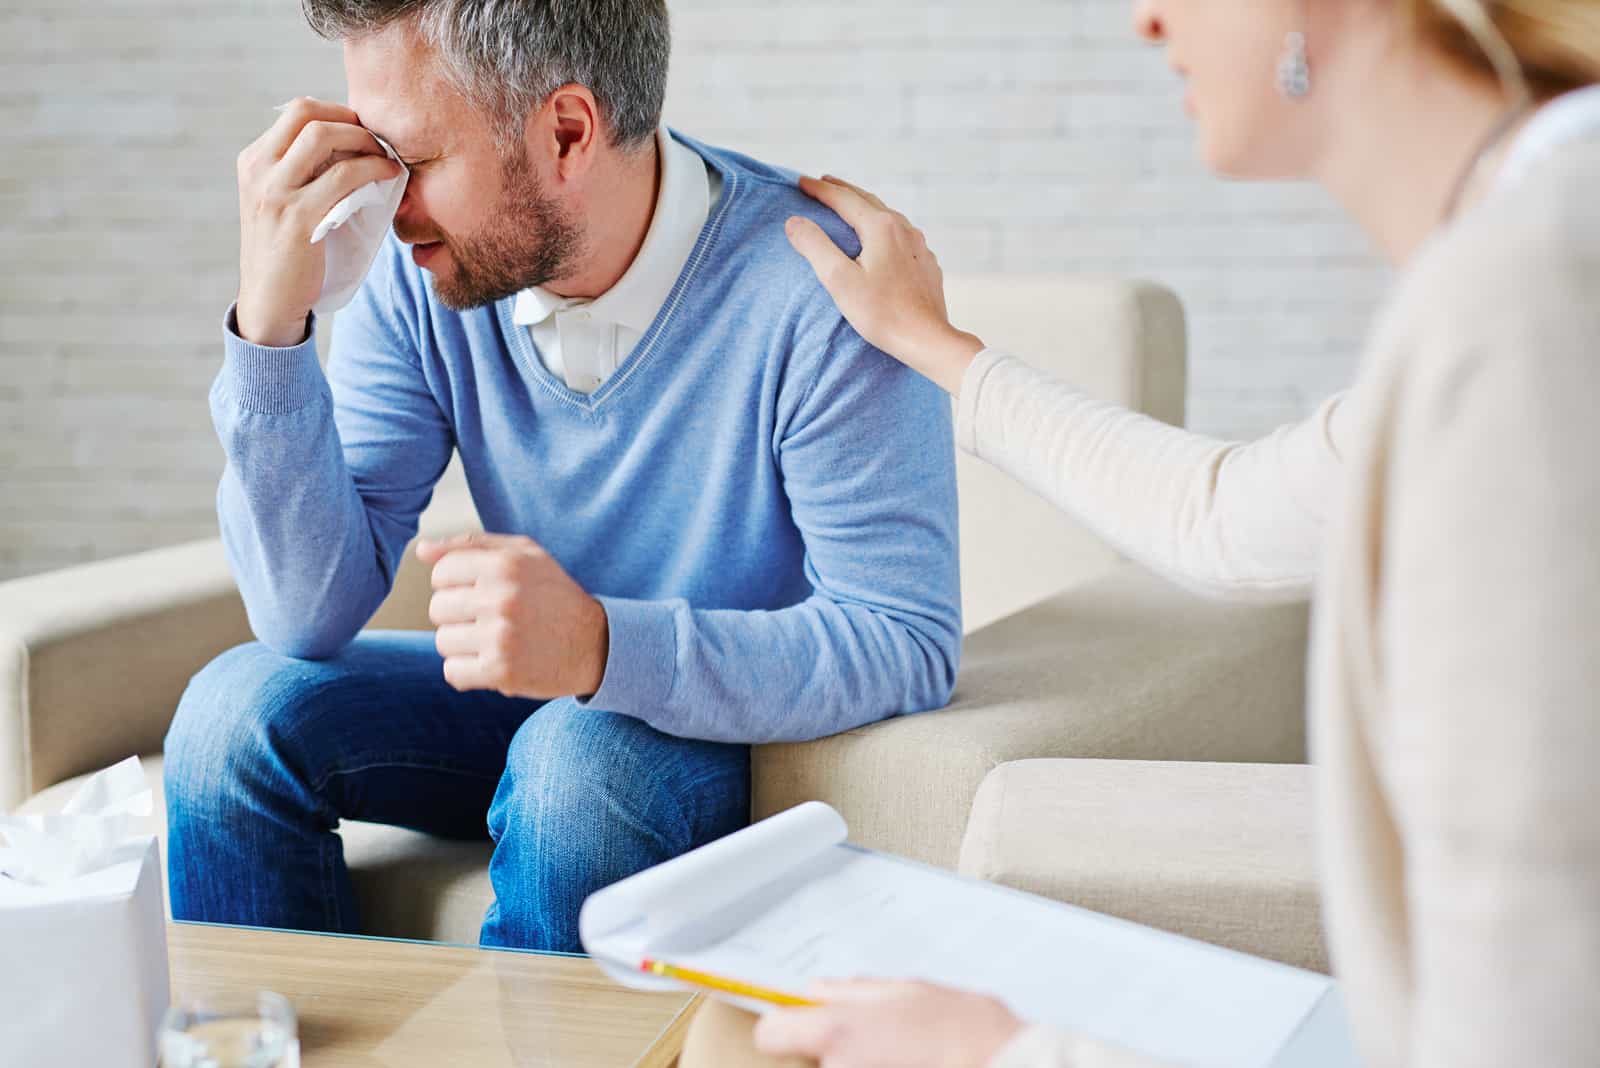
[579,800,845,996]
[309,133,408,317]
[581,803,1359,1068]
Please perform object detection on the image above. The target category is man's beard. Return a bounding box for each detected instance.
[401,154,583,311]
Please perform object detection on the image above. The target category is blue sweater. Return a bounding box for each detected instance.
[211,133,961,744]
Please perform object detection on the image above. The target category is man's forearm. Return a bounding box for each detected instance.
[213,310,394,658]
[580,592,961,744]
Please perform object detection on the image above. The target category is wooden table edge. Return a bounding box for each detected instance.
[636,993,705,1068]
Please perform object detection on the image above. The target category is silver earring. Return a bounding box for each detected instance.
[1277,31,1312,99]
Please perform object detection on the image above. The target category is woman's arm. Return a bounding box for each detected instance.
[786,176,1349,602]
[960,350,1347,602]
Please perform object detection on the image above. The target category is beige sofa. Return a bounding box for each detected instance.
[0,277,1323,969]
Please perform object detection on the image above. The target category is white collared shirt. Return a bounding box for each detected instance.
[511,128,720,394]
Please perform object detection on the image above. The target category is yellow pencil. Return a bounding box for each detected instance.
[640,958,820,1007]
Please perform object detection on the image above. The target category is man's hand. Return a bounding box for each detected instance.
[234,96,403,347]
[753,979,1024,1068]
[417,533,610,700]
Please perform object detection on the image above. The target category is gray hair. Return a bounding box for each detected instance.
[302,0,671,152]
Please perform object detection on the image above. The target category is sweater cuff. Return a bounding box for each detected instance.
[956,347,1008,455]
[579,596,679,715]
[221,303,325,414]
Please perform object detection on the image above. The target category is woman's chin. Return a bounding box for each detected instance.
[1194,113,1317,182]
[1197,131,1293,181]
[1191,123,1244,177]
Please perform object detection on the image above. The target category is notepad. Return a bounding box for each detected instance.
[579,801,1358,1067]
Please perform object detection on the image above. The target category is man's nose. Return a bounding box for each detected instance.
[1133,0,1165,42]
[393,187,427,233]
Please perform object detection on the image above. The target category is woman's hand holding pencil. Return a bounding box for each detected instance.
[640,958,820,1008]
[674,967,1025,1068]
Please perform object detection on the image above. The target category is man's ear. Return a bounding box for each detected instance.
[526,84,601,184]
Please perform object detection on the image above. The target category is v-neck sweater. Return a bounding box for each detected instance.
[209,135,962,744]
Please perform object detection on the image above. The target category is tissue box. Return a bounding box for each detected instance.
[0,837,168,1061]
[0,833,171,1066]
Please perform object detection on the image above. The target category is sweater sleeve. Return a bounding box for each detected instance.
[1376,233,1600,1067]
[580,316,963,743]
[211,245,454,658]
[956,349,1348,603]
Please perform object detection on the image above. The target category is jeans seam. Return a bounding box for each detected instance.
[310,757,506,795]
[311,761,503,931]
[322,833,342,931]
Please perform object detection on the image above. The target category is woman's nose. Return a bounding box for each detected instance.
[1133,0,1165,42]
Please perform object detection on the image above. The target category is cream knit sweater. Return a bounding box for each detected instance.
[981,96,1600,1067]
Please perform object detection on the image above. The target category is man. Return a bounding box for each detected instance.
[163,0,961,953]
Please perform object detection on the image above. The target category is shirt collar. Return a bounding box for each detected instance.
[1497,84,1600,190]
[511,127,710,332]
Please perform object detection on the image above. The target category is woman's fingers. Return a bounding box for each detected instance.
[797,174,882,231]
[752,1005,839,1057]
[808,977,919,1001]
[754,981,1023,1067]
[787,173,981,393]
[819,174,889,211]
[785,216,859,289]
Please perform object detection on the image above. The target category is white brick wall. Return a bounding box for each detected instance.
[0,0,1384,581]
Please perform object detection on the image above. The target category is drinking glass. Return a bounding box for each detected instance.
[158,990,299,1068]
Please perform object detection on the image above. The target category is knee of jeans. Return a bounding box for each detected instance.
[163,641,326,808]
[491,699,658,832]
[489,699,750,855]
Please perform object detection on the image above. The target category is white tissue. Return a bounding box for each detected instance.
[309,133,409,317]
[0,755,153,886]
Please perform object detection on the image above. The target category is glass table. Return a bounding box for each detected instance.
[167,921,700,1067]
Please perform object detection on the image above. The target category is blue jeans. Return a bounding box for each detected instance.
[163,632,750,952]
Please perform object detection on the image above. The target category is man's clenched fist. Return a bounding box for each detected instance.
[417,532,611,700]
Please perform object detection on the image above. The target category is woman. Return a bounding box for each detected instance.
[681,0,1600,1065]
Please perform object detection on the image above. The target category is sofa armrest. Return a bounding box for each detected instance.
[0,490,482,810]
[0,539,251,810]
[752,560,1310,871]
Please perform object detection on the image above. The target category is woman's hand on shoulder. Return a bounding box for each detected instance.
[786,176,985,396]
[753,978,1024,1068]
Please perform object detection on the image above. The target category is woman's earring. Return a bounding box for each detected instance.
[1277,31,1312,99]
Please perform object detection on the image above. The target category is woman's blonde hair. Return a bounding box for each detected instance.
[1411,0,1600,98]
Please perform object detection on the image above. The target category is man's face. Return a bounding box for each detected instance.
[344,24,582,309]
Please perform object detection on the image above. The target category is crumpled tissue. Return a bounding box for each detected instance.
[0,756,171,1068]
[310,133,409,317]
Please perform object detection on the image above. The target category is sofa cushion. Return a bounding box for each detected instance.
[754,562,1311,872]
[959,758,1326,972]
[16,756,495,946]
